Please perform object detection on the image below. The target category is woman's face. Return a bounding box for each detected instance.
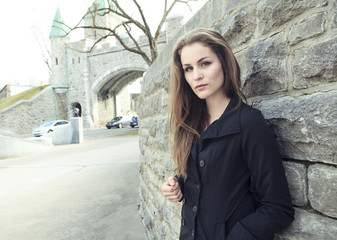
[180,42,225,101]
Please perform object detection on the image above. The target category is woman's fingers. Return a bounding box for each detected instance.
[167,176,177,186]
[161,176,182,202]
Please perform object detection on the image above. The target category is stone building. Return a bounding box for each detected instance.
[138,0,337,239]
[0,0,183,136]
[48,0,143,128]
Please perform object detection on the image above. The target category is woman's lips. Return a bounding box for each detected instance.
[195,84,207,90]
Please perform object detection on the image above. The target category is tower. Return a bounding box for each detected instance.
[49,6,69,87]
[84,0,122,41]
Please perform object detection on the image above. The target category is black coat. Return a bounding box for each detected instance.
[178,96,294,240]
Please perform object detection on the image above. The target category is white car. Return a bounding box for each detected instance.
[32,120,70,137]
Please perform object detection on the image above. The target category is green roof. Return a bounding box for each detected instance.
[49,6,69,38]
[85,0,118,17]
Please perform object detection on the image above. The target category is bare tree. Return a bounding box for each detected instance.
[58,0,203,65]
[31,24,52,75]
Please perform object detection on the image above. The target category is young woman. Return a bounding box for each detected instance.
[161,29,294,240]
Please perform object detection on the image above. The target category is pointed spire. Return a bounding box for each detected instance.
[98,0,106,9]
[49,6,69,38]
[86,0,117,16]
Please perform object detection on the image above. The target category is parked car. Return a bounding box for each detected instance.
[106,116,131,129]
[32,120,70,137]
[130,116,138,128]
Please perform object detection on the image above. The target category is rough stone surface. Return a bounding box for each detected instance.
[308,164,337,218]
[256,90,337,165]
[283,162,308,207]
[292,37,337,89]
[215,3,257,49]
[237,33,288,97]
[288,12,327,45]
[0,87,56,136]
[333,0,337,28]
[223,0,248,14]
[275,208,337,239]
[258,0,328,34]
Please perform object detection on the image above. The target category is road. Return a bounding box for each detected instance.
[0,130,146,240]
[83,127,138,138]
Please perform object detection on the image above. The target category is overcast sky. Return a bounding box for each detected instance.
[0,0,206,90]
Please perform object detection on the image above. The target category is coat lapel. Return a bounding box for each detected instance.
[198,95,241,151]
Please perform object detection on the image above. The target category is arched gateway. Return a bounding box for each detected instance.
[48,1,173,128]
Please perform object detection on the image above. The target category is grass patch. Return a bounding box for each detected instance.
[0,85,49,111]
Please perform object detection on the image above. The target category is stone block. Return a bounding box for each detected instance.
[223,0,248,14]
[183,0,213,31]
[288,12,327,45]
[333,8,337,28]
[308,164,337,218]
[283,161,308,207]
[161,95,169,115]
[258,0,328,34]
[155,117,170,152]
[49,123,72,145]
[210,0,225,24]
[154,65,170,92]
[236,33,288,97]
[215,3,257,49]
[148,119,157,137]
[142,71,156,97]
[256,90,337,165]
[276,208,337,239]
[70,117,83,144]
[292,37,337,89]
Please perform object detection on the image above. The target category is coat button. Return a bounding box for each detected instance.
[183,177,187,183]
[182,198,186,204]
[199,160,205,167]
[192,205,198,212]
[191,230,195,237]
[182,219,185,226]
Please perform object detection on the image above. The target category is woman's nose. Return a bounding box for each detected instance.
[193,68,203,80]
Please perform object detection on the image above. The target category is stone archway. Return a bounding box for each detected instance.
[90,63,148,127]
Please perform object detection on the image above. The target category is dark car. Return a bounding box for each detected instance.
[106,116,132,129]
[130,116,138,128]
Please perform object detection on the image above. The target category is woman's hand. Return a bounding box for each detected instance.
[161,176,183,202]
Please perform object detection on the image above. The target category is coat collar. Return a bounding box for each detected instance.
[200,94,241,141]
[189,95,242,162]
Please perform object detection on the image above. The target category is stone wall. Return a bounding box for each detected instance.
[137,0,337,239]
[0,87,60,136]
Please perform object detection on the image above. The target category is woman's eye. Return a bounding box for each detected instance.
[201,61,211,67]
[184,66,193,72]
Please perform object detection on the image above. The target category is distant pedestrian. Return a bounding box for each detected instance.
[161,28,294,240]
[74,107,80,117]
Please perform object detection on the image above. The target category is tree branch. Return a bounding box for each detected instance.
[51,0,202,65]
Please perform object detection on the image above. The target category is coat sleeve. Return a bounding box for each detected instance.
[228,107,294,240]
[175,175,185,202]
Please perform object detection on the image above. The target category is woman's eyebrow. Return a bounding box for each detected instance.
[182,57,209,67]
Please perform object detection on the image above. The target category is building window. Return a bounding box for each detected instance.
[55,57,58,65]
[78,57,80,63]
[72,58,75,64]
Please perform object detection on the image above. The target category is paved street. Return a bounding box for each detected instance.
[0,132,146,240]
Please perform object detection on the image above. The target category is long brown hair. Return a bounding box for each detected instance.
[169,28,245,177]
